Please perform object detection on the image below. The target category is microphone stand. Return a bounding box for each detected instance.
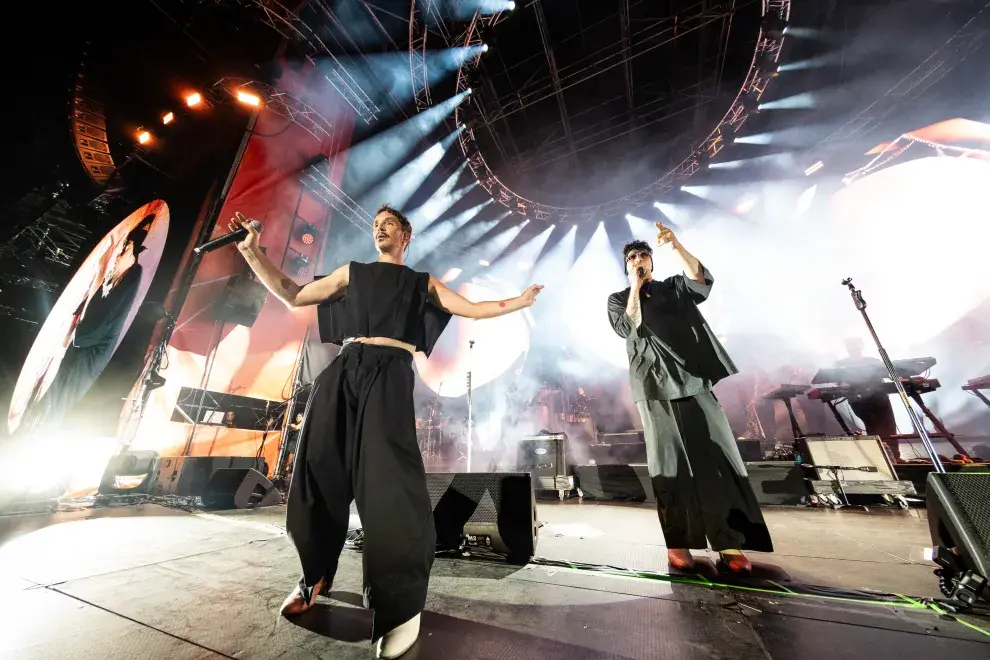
[841,278,945,473]
[466,340,475,473]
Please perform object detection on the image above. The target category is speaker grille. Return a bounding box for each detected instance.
[426,472,529,525]
[942,473,990,556]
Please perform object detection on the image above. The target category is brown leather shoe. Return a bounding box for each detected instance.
[279,577,326,616]
[719,550,752,574]
[666,548,696,571]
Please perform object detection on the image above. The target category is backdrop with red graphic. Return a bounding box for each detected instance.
[121,66,356,470]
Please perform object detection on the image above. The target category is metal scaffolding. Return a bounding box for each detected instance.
[534,1,576,158]
[235,0,382,124]
[0,199,91,270]
[211,77,335,141]
[448,0,792,224]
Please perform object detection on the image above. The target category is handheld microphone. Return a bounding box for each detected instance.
[637,266,646,278]
[194,220,262,255]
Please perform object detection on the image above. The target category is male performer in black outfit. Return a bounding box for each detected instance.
[19,218,151,434]
[231,206,541,659]
[607,221,772,573]
[835,338,900,461]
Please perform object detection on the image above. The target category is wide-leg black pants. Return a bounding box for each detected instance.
[286,343,435,642]
[637,391,773,552]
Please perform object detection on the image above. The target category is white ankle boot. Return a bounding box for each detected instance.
[375,613,421,659]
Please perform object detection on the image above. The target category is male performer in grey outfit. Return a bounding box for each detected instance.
[607,221,772,572]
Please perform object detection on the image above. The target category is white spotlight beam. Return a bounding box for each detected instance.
[528,224,576,285]
[408,202,495,266]
[408,161,469,230]
[492,224,555,281]
[624,213,655,239]
[759,93,815,111]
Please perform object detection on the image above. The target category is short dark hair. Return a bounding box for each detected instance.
[621,240,652,271]
[375,203,411,235]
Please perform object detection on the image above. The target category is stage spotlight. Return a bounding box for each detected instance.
[186,92,202,107]
[508,1,516,9]
[290,254,310,277]
[762,12,789,38]
[756,52,779,77]
[236,90,261,107]
[136,130,152,145]
[162,112,174,125]
[304,153,329,169]
[297,222,318,246]
[482,44,490,53]
[147,370,166,391]
[741,91,761,113]
[467,87,473,95]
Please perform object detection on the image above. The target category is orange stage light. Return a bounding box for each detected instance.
[236,91,261,107]
[162,112,174,125]
[137,130,152,145]
[186,92,202,107]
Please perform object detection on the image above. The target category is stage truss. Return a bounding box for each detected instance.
[231,0,382,124]
[210,77,335,142]
[815,1,990,153]
[410,1,791,224]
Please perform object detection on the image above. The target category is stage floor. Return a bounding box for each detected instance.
[0,500,987,659]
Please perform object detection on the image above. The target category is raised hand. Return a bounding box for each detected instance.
[229,211,261,252]
[655,221,677,249]
[519,284,545,307]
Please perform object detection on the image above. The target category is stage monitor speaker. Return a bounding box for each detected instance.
[797,435,896,481]
[736,439,764,462]
[201,468,281,509]
[98,451,160,495]
[427,472,537,564]
[927,472,990,604]
[590,440,648,465]
[574,464,653,503]
[151,456,268,497]
[745,461,809,506]
[216,275,268,327]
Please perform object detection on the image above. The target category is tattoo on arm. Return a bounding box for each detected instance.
[498,301,506,308]
[279,277,295,292]
[626,292,642,329]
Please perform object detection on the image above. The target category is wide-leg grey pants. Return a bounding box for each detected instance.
[637,391,773,552]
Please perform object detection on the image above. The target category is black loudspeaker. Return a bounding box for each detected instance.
[427,472,537,564]
[575,464,654,503]
[216,275,268,327]
[201,468,281,509]
[151,456,268,497]
[927,472,990,604]
[589,442,648,465]
[745,461,809,506]
[98,451,160,495]
[736,439,764,462]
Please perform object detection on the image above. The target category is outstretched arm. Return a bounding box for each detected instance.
[655,221,703,283]
[429,276,543,319]
[233,213,348,307]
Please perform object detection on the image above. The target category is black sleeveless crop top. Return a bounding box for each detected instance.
[316,261,452,357]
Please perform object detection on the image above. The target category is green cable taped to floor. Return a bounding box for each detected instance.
[529,557,990,638]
